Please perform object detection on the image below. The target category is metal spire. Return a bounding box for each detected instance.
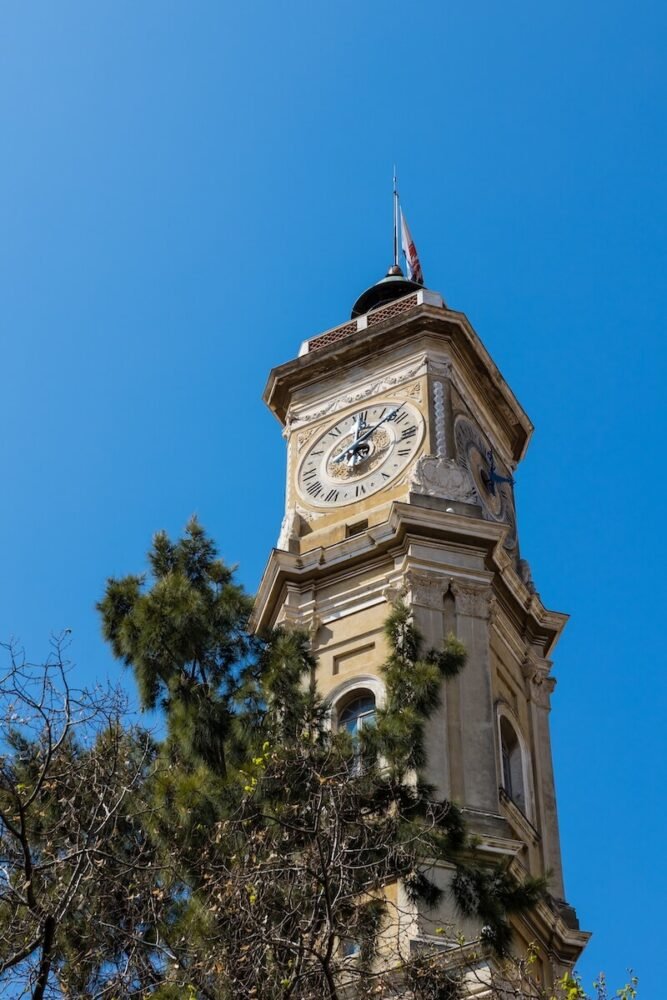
[393,167,399,269]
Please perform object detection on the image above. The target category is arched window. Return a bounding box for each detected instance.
[339,692,376,736]
[500,716,526,812]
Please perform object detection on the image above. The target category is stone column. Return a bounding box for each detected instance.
[523,654,565,899]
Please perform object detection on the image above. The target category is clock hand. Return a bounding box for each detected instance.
[485,449,515,495]
[332,405,404,465]
[345,412,369,468]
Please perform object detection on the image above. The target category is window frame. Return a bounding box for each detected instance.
[326,674,385,728]
[496,703,534,821]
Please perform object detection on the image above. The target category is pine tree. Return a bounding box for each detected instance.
[97,520,545,999]
[0,523,635,998]
[98,515,255,779]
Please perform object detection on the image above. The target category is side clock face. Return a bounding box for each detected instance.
[455,417,517,549]
[296,400,425,508]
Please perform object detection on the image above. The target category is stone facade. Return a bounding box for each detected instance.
[251,289,589,988]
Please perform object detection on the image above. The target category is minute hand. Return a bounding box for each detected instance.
[332,405,404,464]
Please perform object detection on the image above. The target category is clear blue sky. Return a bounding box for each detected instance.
[1,1,664,992]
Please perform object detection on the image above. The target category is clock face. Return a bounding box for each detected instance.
[455,417,517,549]
[296,400,425,508]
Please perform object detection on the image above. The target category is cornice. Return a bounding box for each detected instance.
[250,499,568,659]
[512,887,591,967]
[263,302,533,463]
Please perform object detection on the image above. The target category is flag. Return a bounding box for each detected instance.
[400,209,424,285]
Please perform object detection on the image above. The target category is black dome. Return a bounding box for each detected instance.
[351,265,424,319]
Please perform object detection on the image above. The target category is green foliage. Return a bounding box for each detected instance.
[372,601,466,773]
[98,515,254,775]
[453,864,546,957]
[0,520,572,998]
[551,972,639,1000]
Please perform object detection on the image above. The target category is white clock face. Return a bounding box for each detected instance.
[296,400,425,508]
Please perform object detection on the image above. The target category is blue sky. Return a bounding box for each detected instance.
[1,1,665,992]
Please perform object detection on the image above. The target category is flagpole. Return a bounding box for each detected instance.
[392,166,399,269]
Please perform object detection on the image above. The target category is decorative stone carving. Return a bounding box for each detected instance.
[432,380,446,458]
[295,427,317,452]
[409,455,477,503]
[405,571,446,610]
[286,362,426,429]
[451,582,493,619]
[382,581,406,606]
[522,656,556,710]
[399,379,423,403]
[427,358,452,378]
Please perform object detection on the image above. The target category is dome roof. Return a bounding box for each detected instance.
[350,265,424,319]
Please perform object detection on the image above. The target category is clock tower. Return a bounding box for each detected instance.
[251,265,589,986]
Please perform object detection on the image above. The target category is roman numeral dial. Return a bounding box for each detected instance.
[296,400,425,509]
[454,415,517,551]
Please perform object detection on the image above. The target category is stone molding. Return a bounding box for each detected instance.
[275,564,403,632]
[325,673,386,712]
[285,358,427,430]
[252,502,566,658]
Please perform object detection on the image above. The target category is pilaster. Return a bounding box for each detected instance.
[522,652,565,899]
[450,581,499,813]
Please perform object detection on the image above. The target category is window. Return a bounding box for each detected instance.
[339,693,376,736]
[341,940,361,959]
[330,682,383,775]
[499,716,526,812]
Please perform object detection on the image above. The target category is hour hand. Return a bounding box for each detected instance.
[332,406,403,465]
[486,449,515,494]
[352,412,367,442]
